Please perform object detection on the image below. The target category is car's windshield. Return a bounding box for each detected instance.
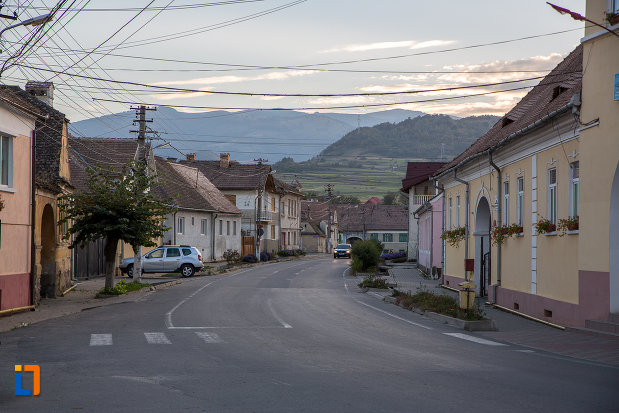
[336,244,350,249]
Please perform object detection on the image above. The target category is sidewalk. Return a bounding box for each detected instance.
[374,266,619,367]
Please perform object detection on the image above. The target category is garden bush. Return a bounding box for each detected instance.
[380,252,407,260]
[351,240,381,273]
[260,251,271,261]
[243,254,258,263]
[223,249,241,264]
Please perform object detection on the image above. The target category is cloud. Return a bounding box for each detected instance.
[321,39,455,53]
[153,70,312,87]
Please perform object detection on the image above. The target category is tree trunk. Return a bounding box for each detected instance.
[104,237,119,290]
[133,245,142,283]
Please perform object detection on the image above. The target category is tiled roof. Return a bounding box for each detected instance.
[336,204,407,232]
[301,221,325,236]
[0,85,70,193]
[69,138,141,192]
[301,200,331,222]
[365,197,382,205]
[273,177,304,196]
[163,160,240,214]
[401,162,446,191]
[180,159,272,190]
[435,45,583,176]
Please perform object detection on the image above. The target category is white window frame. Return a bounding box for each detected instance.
[233,220,237,236]
[517,177,524,227]
[456,196,460,227]
[448,198,452,229]
[0,135,14,188]
[548,168,557,225]
[200,219,207,235]
[226,220,230,236]
[503,181,509,225]
[178,217,185,235]
[219,220,223,235]
[570,161,579,218]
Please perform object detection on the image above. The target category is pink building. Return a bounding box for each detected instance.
[414,193,443,278]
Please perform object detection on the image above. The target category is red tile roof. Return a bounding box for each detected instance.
[401,162,446,191]
[180,159,271,190]
[435,45,582,176]
[336,204,407,232]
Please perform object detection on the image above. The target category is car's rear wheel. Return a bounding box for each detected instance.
[180,264,195,277]
[126,264,134,278]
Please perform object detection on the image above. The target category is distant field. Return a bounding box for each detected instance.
[274,157,413,201]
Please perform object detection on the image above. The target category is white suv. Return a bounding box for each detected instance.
[119,245,203,277]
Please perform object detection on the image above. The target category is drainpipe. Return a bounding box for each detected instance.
[453,169,469,281]
[489,151,501,304]
[211,213,218,261]
[433,179,445,284]
[30,129,36,306]
[173,210,177,245]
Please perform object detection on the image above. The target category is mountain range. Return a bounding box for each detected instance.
[69,107,426,162]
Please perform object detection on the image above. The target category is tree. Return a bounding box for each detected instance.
[59,161,174,289]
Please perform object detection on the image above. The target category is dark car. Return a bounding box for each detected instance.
[333,243,352,258]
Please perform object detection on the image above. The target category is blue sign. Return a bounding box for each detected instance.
[615,73,619,101]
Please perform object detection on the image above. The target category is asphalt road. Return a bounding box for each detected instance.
[1,258,618,412]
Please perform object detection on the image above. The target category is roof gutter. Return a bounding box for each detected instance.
[434,102,574,181]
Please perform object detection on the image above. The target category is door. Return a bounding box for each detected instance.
[143,248,164,273]
[163,247,182,271]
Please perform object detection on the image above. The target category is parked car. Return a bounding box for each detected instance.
[333,243,352,259]
[119,245,203,277]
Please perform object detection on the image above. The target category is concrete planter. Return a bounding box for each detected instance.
[426,312,497,331]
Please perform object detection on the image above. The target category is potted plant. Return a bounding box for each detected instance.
[491,224,510,245]
[0,194,4,212]
[606,12,619,25]
[440,226,466,247]
[535,217,556,234]
[508,223,524,237]
[557,216,579,236]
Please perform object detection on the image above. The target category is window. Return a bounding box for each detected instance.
[448,198,452,228]
[1,135,13,187]
[503,181,509,225]
[178,217,185,234]
[166,248,181,258]
[570,161,579,218]
[191,217,194,226]
[219,220,222,235]
[147,249,164,259]
[548,168,557,225]
[58,199,69,238]
[399,233,408,242]
[517,177,524,226]
[226,220,230,235]
[370,233,378,240]
[287,232,291,245]
[233,220,237,236]
[612,0,619,13]
[383,233,393,242]
[271,225,275,239]
[456,196,460,227]
[200,219,207,235]
[293,232,297,244]
[271,196,276,212]
[182,248,192,256]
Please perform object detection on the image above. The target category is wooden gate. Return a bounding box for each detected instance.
[242,236,255,256]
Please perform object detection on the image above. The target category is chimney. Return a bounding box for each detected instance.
[220,153,230,168]
[25,81,54,107]
[186,153,196,162]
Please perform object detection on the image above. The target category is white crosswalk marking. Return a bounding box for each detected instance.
[196,332,223,343]
[144,332,172,344]
[444,333,507,346]
[90,334,113,346]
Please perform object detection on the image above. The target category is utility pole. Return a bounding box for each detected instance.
[254,158,268,261]
[325,184,334,253]
[129,105,156,282]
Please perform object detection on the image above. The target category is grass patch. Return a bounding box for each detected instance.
[99,280,150,296]
[393,289,486,321]
[358,275,388,289]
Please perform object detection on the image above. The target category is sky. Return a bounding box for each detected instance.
[0,0,587,124]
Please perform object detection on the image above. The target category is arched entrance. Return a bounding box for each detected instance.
[474,197,491,297]
[610,162,619,312]
[347,236,362,245]
[40,204,56,298]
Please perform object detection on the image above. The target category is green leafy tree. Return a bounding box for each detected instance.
[351,240,381,273]
[59,161,175,289]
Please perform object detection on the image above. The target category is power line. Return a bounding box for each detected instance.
[3,1,266,12]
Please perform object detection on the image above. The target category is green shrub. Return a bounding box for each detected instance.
[223,249,241,264]
[358,276,388,289]
[351,240,380,272]
[98,280,148,295]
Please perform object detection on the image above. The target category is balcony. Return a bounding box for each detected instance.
[413,195,433,205]
[240,209,274,222]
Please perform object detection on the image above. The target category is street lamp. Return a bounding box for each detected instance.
[0,14,53,53]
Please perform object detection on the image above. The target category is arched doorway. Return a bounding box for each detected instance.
[610,162,619,312]
[40,204,56,298]
[347,236,362,245]
[474,197,491,297]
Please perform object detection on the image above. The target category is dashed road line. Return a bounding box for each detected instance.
[90,334,113,346]
[144,332,171,344]
[444,333,507,346]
